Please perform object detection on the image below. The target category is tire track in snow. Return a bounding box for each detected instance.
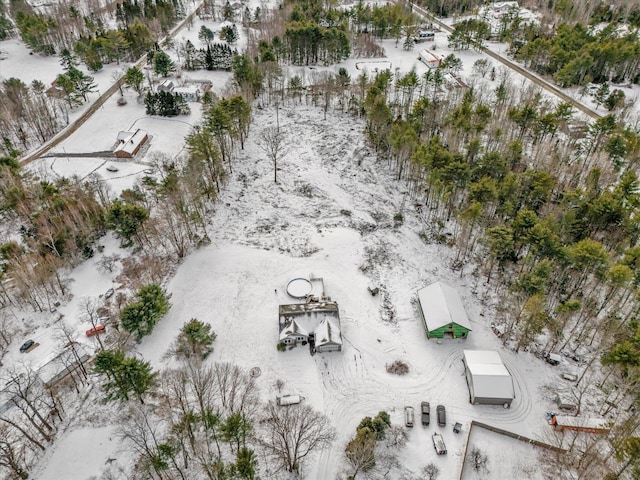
[478,355,534,426]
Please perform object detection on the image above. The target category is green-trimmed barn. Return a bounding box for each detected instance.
[417,282,472,339]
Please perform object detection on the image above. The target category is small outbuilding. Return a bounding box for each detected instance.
[550,414,610,434]
[114,129,149,158]
[463,350,515,407]
[418,49,442,69]
[417,282,472,339]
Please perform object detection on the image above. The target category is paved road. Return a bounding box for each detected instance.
[409,3,602,121]
[20,2,205,165]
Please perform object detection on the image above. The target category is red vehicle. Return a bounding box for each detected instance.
[86,325,106,337]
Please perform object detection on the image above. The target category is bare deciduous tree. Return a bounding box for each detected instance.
[261,401,336,473]
[211,362,260,417]
[258,126,290,183]
[0,311,15,354]
[384,425,408,449]
[97,254,120,274]
[0,423,30,479]
[118,405,187,480]
[79,296,105,350]
[2,368,55,444]
[55,323,89,382]
[469,446,489,474]
[421,462,440,480]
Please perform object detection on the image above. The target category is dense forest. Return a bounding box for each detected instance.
[2,0,640,478]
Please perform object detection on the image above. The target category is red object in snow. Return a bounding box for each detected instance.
[86,325,106,337]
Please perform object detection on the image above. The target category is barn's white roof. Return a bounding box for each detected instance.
[417,282,472,332]
[464,350,514,400]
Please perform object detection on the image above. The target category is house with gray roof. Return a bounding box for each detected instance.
[279,301,342,353]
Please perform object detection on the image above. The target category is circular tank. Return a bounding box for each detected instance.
[286,278,312,299]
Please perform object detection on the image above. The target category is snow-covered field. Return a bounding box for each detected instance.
[3,2,627,478]
[23,104,569,479]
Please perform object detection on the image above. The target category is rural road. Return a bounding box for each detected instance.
[21,2,603,166]
[408,2,602,121]
[20,1,206,165]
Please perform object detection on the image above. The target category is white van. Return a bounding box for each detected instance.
[277,394,301,406]
[404,406,415,427]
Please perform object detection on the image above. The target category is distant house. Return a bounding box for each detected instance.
[114,129,149,158]
[157,80,175,93]
[491,1,520,18]
[416,282,472,339]
[173,85,201,102]
[279,301,342,353]
[463,350,515,407]
[157,80,201,102]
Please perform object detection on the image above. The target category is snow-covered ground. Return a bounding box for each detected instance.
[2,2,627,478]
[461,423,546,480]
[23,104,570,479]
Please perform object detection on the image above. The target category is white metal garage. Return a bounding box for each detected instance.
[463,350,515,407]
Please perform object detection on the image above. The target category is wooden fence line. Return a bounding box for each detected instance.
[459,420,567,480]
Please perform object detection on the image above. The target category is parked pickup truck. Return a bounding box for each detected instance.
[432,433,447,454]
[421,401,430,426]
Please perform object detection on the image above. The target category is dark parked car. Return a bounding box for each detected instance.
[20,339,35,353]
[437,405,446,427]
[421,401,430,425]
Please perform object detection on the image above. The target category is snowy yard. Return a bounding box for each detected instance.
[24,104,566,479]
[3,2,625,478]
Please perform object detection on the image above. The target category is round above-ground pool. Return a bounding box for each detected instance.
[286,278,312,298]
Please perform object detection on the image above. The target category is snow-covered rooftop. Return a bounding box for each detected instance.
[114,128,148,156]
[279,301,341,342]
[417,281,472,331]
[315,317,342,347]
[464,350,515,400]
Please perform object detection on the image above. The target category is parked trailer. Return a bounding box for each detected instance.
[277,395,301,406]
[432,433,447,454]
[414,31,435,43]
[418,49,442,69]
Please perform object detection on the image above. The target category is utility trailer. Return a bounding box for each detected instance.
[432,433,447,454]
